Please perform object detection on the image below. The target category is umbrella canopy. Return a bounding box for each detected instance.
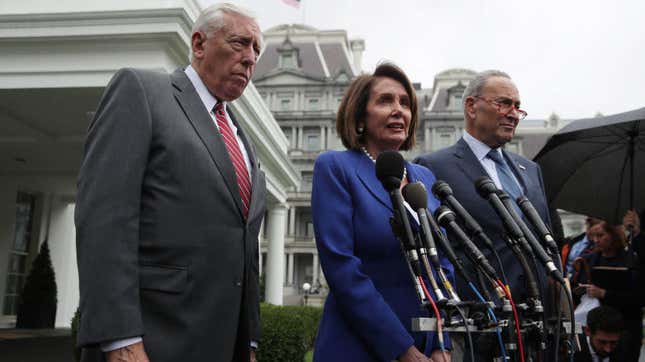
[534,107,645,224]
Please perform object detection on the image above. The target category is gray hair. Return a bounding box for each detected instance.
[190,3,261,60]
[462,70,512,107]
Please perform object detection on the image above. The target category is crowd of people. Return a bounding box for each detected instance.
[72,2,643,362]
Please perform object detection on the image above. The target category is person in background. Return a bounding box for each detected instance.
[563,217,602,277]
[576,220,643,361]
[312,63,454,362]
[574,305,627,362]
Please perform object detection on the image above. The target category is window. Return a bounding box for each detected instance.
[280,98,292,111]
[450,94,463,110]
[280,53,297,69]
[432,127,455,151]
[305,134,320,151]
[3,192,36,316]
[307,98,320,111]
[301,172,313,191]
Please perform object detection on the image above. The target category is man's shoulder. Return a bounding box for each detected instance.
[414,143,458,165]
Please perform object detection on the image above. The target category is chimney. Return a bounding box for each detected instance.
[349,38,365,73]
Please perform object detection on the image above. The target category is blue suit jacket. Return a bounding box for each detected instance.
[312,149,454,362]
[414,138,552,306]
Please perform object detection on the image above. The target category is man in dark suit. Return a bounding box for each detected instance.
[574,306,627,362]
[75,3,265,362]
[415,70,554,360]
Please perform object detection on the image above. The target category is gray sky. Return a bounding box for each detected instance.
[205,0,645,120]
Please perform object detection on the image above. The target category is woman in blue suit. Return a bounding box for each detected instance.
[312,63,454,362]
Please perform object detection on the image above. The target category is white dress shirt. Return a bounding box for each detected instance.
[461,130,524,193]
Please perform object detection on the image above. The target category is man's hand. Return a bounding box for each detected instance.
[250,349,257,362]
[623,209,641,236]
[106,341,150,362]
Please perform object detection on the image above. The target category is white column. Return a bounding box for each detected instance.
[47,199,79,328]
[312,253,319,287]
[289,207,296,236]
[265,204,287,305]
[425,126,431,151]
[290,127,296,149]
[298,126,304,149]
[320,125,326,150]
[287,252,295,286]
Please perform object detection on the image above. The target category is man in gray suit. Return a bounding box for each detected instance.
[75,3,265,362]
[415,70,553,361]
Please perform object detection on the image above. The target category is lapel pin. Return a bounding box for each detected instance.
[518,164,526,171]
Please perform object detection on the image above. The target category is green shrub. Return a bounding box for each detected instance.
[257,304,322,361]
[16,240,57,328]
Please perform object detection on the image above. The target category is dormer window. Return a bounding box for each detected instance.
[280,53,297,69]
[277,36,300,70]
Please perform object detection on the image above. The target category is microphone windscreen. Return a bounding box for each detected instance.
[402,182,427,210]
[475,176,497,197]
[375,150,404,191]
[431,180,452,199]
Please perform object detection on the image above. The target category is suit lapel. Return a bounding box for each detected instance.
[453,138,489,183]
[170,69,245,218]
[355,151,393,211]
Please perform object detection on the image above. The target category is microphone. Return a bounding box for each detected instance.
[497,191,564,283]
[432,180,495,251]
[375,151,426,301]
[403,182,457,301]
[434,205,498,280]
[517,196,559,254]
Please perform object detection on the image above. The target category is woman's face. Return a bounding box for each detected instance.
[360,77,412,155]
[589,223,612,252]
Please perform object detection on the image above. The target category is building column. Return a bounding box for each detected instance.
[290,127,296,149]
[312,253,319,287]
[259,249,263,277]
[287,252,295,286]
[297,126,304,149]
[265,204,287,305]
[320,125,326,150]
[425,126,431,151]
[289,206,296,236]
[47,197,79,328]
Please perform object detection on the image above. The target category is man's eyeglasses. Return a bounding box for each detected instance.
[474,96,528,120]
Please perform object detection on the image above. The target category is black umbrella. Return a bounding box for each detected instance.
[534,106,645,225]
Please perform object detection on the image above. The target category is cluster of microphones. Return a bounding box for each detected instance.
[375,150,575,362]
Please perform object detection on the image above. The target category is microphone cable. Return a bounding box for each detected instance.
[469,281,507,362]
[497,279,525,362]
[418,276,445,353]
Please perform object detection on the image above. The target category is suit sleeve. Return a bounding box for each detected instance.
[75,68,151,347]
[312,154,414,360]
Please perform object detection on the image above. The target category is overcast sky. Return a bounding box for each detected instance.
[204,0,645,120]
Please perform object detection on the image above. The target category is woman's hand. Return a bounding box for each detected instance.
[579,283,606,298]
[398,346,432,362]
[430,349,451,362]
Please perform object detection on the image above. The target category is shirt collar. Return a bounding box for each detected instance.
[462,130,497,161]
[184,65,227,115]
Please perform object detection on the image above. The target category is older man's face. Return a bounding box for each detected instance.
[466,76,521,148]
[191,13,261,101]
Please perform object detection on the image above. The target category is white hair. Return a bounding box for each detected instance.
[462,70,512,107]
[189,3,262,61]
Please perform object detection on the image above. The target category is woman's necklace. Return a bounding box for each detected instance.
[360,146,407,180]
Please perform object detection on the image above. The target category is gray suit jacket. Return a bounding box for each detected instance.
[75,68,266,362]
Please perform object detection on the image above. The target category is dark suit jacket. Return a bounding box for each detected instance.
[75,68,266,362]
[312,150,454,362]
[414,137,551,303]
[573,335,627,362]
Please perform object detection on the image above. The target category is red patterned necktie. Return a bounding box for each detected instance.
[214,103,251,218]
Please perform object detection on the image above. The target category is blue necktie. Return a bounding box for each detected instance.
[487,149,523,202]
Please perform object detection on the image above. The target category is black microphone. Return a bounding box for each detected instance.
[434,205,498,280]
[517,196,559,254]
[375,151,426,301]
[403,182,457,301]
[497,191,563,283]
[432,180,495,251]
